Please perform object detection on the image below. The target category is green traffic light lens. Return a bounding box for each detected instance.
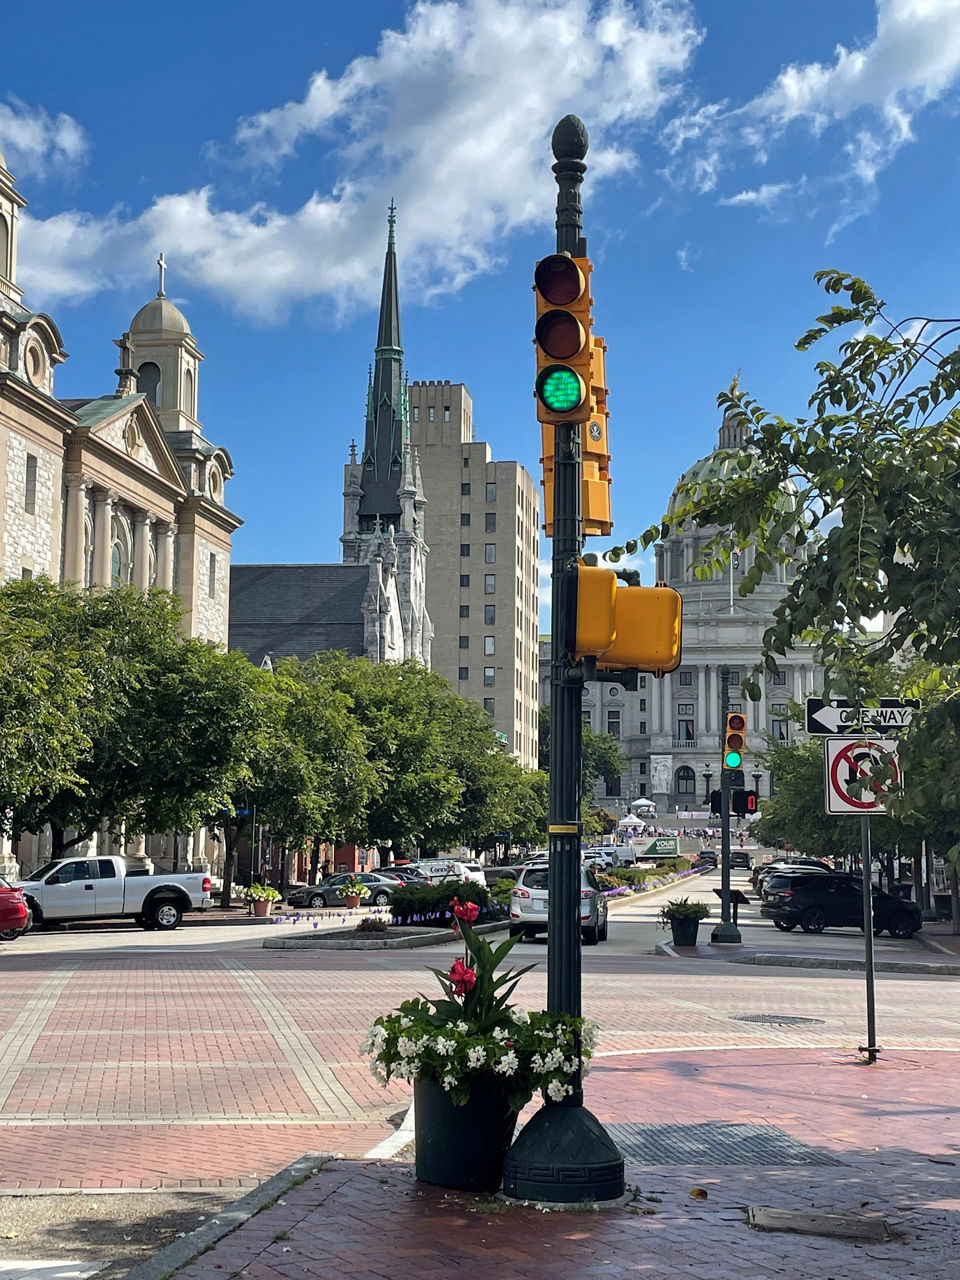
[538,365,584,412]
[724,750,743,768]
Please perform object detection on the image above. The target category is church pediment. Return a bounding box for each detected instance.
[76,395,186,489]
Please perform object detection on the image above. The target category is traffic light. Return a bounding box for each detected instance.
[723,712,746,769]
[534,254,593,424]
[731,789,759,817]
[709,790,722,816]
[582,334,612,537]
[567,561,682,677]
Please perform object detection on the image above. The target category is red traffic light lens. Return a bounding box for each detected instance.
[535,255,584,306]
[536,309,585,360]
[727,713,746,732]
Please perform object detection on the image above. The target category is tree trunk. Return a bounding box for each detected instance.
[309,835,321,886]
[51,825,65,858]
[219,822,236,910]
[950,867,960,936]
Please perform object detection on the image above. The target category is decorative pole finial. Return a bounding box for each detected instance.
[551,116,589,257]
[387,199,397,250]
[157,252,167,299]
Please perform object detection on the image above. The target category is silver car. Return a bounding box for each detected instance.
[286,872,399,908]
[509,863,608,945]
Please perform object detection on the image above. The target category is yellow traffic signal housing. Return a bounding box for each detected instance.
[534,254,593,426]
[598,583,683,677]
[723,712,746,768]
[582,334,612,537]
[573,562,617,658]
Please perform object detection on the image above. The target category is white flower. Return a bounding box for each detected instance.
[493,1027,511,1043]
[442,1074,457,1091]
[531,1053,544,1071]
[467,1046,487,1068]
[455,1021,469,1033]
[544,1048,565,1070]
[397,1037,418,1059]
[547,1080,574,1102]
[434,1037,455,1056]
[563,1057,579,1074]
[399,1016,413,1029]
[494,1050,519,1076]
[512,1009,530,1025]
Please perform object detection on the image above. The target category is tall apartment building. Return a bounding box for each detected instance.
[409,380,539,770]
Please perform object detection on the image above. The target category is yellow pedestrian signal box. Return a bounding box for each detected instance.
[723,713,746,768]
[569,561,682,677]
[582,335,612,537]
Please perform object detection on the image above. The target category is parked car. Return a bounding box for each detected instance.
[0,874,29,941]
[16,855,210,931]
[760,872,922,937]
[729,850,753,870]
[386,867,429,884]
[413,859,486,887]
[582,849,617,870]
[482,865,520,886]
[287,871,401,908]
[753,859,832,891]
[509,863,608,945]
[696,850,718,867]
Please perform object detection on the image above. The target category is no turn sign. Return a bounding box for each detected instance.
[823,737,901,815]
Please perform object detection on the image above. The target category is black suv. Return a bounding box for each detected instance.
[760,872,921,938]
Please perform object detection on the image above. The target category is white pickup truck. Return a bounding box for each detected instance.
[17,854,211,931]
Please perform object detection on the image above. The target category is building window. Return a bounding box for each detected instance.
[460,544,471,557]
[460,574,470,588]
[459,636,470,650]
[483,667,495,687]
[773,671,787,686]
[413,406,419,422]
[638,783,647,796]
[461,482,471,496]
[677,717,695,741]
[679,670,692,686]
[484,574,495,594]
[484,543,496,563]
[638,698,646,711]
[729,702,742,713]
[208,553,216,599]
[483,697,495,714]
[639,676,647,689]
[726,669,740,686]
[484,604,495,624]
[605,776,622,798]
[486,481,497,502]
[606,710,621,739]
[136,362,161,407]
[460,513,471,527]
[582,712,592,728]
[24,454,37,515]
[675,766,696,794]
[21,567,32,580]
[443,406,451,421]
[459,666,469,681]
[463,456,470,467]
[638,721,647,735]
[459,605,470,618]
[428,406,435,421]
[771,703,789,742]
[484,635,495,655]
[639,763,647,775]
[485,512,497,532]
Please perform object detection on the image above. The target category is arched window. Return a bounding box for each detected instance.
[0,215,9,281]
[675,766,696,795]
[183,366,194,416]
[137,362,161,407]
[110,515,131,586]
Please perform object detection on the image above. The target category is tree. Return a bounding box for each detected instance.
[610,271,960,687]
[538,706,626,827]
[9,582,272,856]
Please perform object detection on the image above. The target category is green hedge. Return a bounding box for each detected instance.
[389,879,497,926]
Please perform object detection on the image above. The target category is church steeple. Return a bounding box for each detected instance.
[359,201,406,527]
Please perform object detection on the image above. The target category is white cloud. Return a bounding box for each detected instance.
[0,96,88,179]
[666,0,960,232]
[17,0,703,317]
[676,241,698,271]
[716,181,794,210]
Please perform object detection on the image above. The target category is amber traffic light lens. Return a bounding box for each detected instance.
[535,255,584,306]
[535,309,585,360]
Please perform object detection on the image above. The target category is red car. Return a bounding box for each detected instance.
[0,874,29,941]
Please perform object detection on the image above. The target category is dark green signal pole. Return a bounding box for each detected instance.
[502,115,624,1205]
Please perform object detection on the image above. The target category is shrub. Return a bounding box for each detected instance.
[390,879,491,926]
[658,857,692,874]
[489,878,516,909]
[596,873,621,891]
[356,916,389,935]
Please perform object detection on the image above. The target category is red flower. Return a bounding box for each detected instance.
[448,958,477,996]
[451,897,480,924]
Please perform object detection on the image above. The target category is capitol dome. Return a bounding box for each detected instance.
[666,409,797,519]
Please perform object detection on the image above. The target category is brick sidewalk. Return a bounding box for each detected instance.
[164,1048,960,1280]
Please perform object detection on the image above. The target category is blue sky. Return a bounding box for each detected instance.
[4,0,960,622]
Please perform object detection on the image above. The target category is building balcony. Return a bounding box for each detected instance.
[672,739,698,750]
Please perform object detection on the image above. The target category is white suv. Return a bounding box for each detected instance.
[414,859,486,887]
[509,863,608,945]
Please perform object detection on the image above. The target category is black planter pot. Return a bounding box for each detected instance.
[414,1077,519,1192]
[670,916,700,947]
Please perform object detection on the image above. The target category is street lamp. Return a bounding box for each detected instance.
[752,770,762,797]
[702,770,712,806]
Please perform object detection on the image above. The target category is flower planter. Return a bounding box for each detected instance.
[414,1078,518,1192]
[670,917,700,947]
[252,899,272,918]
[344,895,361,909]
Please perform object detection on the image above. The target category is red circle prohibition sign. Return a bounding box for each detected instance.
[830,740,899,810]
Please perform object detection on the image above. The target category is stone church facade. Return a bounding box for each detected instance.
[0,147,240,875]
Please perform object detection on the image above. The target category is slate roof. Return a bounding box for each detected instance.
[61,394,143,428]
[228,564,369,666]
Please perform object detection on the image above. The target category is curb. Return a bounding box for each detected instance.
[914,931,958,957]
[731,952,960,976]
[264,919,509,950]
[118,1153,332,1280]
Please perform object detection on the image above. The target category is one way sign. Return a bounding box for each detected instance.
[806,697,920,736]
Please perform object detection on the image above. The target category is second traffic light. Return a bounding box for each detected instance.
[723,712,746,768]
